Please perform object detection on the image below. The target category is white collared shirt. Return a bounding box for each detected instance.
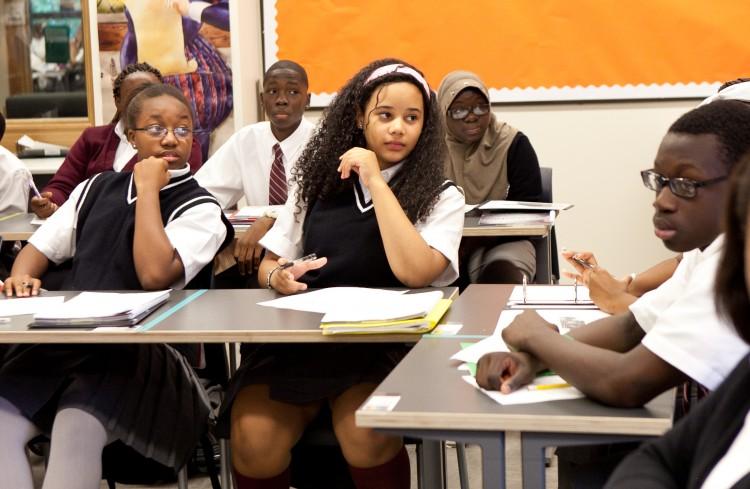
[112,120,137,172]
[260,164,465,286]
[195,118,315,208]
[631,235,750,390]
[29,166,227,288]
[0,146,31,214]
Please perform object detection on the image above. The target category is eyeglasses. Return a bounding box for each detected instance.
[640,169,728,199]
[132,124,192,140]
[447,104,491,120]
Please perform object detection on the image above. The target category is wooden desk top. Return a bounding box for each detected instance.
[356,338,674,436]
[0,287,458,344]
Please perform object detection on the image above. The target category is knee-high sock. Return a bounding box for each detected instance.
[0,396,40,489]
[348,446,410,489]
[233,467,290,489]
[42,407,110,489]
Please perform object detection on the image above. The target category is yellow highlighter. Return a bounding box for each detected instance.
[527,382,571,391]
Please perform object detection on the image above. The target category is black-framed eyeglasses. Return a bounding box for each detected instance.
[132,125,192,140]
[640,169,728,199]
[447,104,491,120]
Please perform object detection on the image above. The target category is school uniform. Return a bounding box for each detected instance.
[605,355,750,489]
[195,118,315,208]
[216,162,464,434]
[0,167,233,469]
[631,235,749,392]
[0,145,31,214]
[43,122,204,206]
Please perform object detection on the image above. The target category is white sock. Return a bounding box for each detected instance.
[42,407,111,489]
[0,396,40,489]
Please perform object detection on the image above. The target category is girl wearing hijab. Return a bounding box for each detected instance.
[437,70,542,284]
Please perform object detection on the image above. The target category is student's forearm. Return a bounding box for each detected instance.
[369,180,446,287]
[568,312,644,352]
[10,244,50,278]
[133,190,183,289]
[627,256,681,297]
[522,333,645,406]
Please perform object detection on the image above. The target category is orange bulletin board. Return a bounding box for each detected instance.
[262,0,750,104]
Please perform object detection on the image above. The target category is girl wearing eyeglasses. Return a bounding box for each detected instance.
[438,71,542,285]
[0,84,232,489]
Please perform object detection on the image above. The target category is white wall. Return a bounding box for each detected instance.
[234,4,698,279]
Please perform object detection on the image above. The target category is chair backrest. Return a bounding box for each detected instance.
[534,167,560,283]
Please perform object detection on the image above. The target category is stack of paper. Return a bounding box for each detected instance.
[478,212,555,226]
[30,290,170,328]
[478,200,573,212]
[319,290,451,335]
[225,205,284,228]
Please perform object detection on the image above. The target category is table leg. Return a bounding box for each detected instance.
[521,433,653,489]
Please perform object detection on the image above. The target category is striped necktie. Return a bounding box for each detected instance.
[269,143,288,205]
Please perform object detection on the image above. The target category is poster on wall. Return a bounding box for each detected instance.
[95,0,233,158]
[263,0,750,105]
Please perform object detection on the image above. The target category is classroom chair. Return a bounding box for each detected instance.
[533,167,560,284]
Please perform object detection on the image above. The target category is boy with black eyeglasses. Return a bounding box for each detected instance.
[476,100,750,409]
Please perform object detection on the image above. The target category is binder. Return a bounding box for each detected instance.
[320,298,452,335]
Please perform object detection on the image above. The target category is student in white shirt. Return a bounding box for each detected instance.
[605,148,750,489]
[0,112,31,215]
[196,60,314,277]
[476,100,750,408]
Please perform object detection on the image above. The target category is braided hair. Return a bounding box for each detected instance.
[111,62,163,123]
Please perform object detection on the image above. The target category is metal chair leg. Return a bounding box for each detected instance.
[456,442,470,489]
[220,438,233,489]
[177,466,189,489]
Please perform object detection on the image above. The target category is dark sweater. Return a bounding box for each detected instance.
[506,132,542,202]
[606,354,750,489]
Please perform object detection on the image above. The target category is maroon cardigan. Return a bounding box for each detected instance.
[43,123,203,205]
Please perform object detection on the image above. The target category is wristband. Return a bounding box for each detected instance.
[266,265,282,289]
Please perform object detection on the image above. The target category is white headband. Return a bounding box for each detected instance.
[364,64,432,100]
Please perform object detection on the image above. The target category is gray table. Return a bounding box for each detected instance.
[0,212,37,241]
[357,338,674,489]
[0,287,458,343]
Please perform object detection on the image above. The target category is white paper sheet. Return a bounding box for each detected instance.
[34,290,170,320]
[478,200,573,212]
[257,287,407,314]
[463,375,584,405]
[494,309,610,336]
[321,290,443,323]
[451,335,509,364]
[0,296,65,317]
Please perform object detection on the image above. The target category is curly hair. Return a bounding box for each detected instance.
[111,62,163,123]
[715,155,750,343]
[292,58,447,223]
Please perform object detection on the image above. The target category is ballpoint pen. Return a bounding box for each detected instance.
[522,273,527,304]
[279,253,318,270]
[574,277,578,303]
[527,382,571,391]
[571,256,594,270]
[28,176,42,199]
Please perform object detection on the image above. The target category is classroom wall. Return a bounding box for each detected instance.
[235,6,695,280]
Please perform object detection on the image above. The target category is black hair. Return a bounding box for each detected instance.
[265,60,308,87]
[125,84,193,131]
[669,100,750,170]
[0,111,5,141]
[715,156,750,343]
[111,62,163,124]
[718,78,750,92]
[292,58,446,223]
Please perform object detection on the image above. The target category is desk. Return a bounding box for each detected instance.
[357,338,673,489]
[356,285,675,489]
[0,287,458,344]
[0,213,38,241]
[22,157,65,175]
